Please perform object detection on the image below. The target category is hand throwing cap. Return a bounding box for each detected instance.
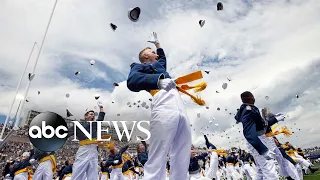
[128,7,141,22]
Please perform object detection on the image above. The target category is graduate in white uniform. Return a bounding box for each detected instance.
[127,32,192,180]
[6,151,33,180]
[29,148,56,180]
[67,101,105,180]
[235,91,278,180]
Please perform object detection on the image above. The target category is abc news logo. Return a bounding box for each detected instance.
[28,112,150,152]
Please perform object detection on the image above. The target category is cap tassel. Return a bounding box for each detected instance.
[280,126,292,136]
[180,82,207,92]
[177,86,206,106]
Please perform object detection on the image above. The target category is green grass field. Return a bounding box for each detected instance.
[304,163,320,180]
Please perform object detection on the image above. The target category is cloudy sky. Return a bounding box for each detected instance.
[0,0,319,149]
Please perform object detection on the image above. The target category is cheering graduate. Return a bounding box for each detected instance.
[261,109,300,180]
[239,151,256,180]
[106,145,129,180]
[203,135,219,179]
[136,138,148,167]
[188,145,210,180]
[121,153,141,180]
[29,148,56,180]
[235,91,278,180]
[282,142,319,174]
[6,151,34,180]
[225,149,241,180]
[59,158,73,180]
[67,101,105,180]
[127,32,192,180]
[100,161,110,180]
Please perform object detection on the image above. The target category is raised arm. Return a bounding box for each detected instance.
[204,135,216,149]
[156,48,166,69]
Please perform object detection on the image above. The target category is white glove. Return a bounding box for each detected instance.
[262,150,275,160]
[113,160,119,164]
[157,78,176,91]
[147,32,159,45]
[97,101,103,108]
[275,113,285,121]
[29,159,36,164]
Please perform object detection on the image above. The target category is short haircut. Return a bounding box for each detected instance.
[138,47,151,62]
[84,110,94,116]
[240,91,253,103]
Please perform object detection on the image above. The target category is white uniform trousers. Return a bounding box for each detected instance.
[13,172,28,180]
[265,137,299,179]
[226,165,241,180]
[205,151,218,179]
[110,168,124,180]
[71,144,98,180]
[247,135,278,180]
[123,173,134,180]
[143,89,192,180]
[32,159,54,180]
[294,164,303,180]
[243,163,256,180]
[101,173,109,180]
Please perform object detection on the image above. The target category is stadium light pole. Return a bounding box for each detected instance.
[0,42,37,141]
[13,0,59,130]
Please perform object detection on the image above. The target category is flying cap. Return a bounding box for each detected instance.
[128,7,141,22]
[199,20,205,27]
[217,2,223,11]
[110,23,117,31]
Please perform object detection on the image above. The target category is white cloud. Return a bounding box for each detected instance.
[1,0,320,148]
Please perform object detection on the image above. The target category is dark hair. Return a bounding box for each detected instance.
[240,91,253,103]
[84,110,94,116]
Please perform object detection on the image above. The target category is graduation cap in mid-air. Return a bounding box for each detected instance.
[90,60,95,65]
[66,94,70,98]
[113,82,119,86]
[217,107,220,111]
[110,23,117,31]
[128,7,141,22]
[206,106,209,109]
[296,95,299,98]
[26,99,29,102]
[216,91,219,93]
[222,83,228,90]
[28,73,35,81]
[204,71,210,74]
[117,114,120,116]
[217,2,223,11]
[227,78,232,81]
[75,71,80,75]
[66,109,73,117]
[94,94,100,100]
[149,98,152,101]
[141,102,146,107]
[38,91,40,95]
[199,20,205,27]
